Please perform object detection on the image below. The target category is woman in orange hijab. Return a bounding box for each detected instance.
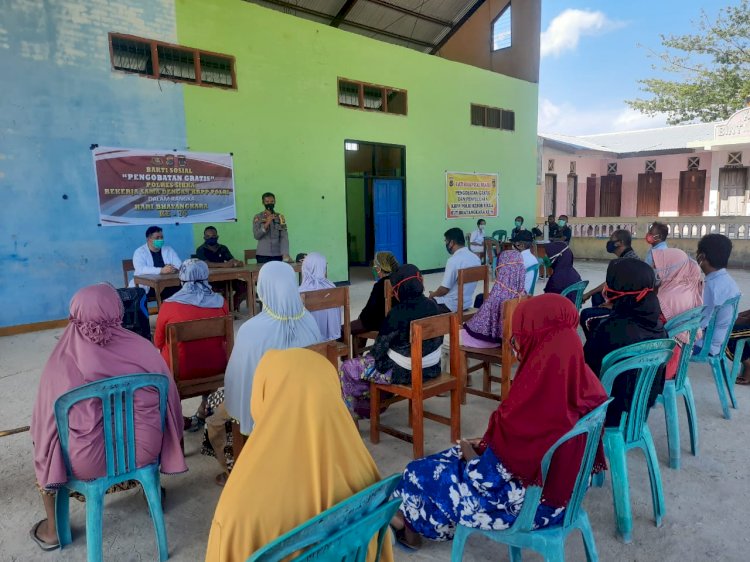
[205,348,393,562]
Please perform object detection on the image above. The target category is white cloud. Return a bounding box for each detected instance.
[538,98,668,136]
[541,9,626,58]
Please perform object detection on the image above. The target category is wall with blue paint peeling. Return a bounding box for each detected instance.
[0,0,192,327]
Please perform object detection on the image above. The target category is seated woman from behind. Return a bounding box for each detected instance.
[339,264,442,420]
[390,294,608,548]
[652,248,703,380]
[583,258,667,427]
[154,259,229,431]
[205,348,393,562]
[298,252,341,341]
[30,284,186,551]
[351,252,399,351]
[461,249,526,348]
[543,242,581,302]
[203,261,322,485]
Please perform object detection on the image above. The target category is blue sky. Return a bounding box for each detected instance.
[538,0,729,135]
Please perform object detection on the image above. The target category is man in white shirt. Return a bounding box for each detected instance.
[131,226,182,299]
[429,228,481,313]
[512,230,539,294]
[469,219,486,257]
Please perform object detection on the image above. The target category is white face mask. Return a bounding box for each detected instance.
[478,225,485,232]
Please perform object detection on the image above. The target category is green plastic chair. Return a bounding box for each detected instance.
[451,399,613,562]
[492,229,507,242]
[248,473,402,561]
[592,339,675,543]
[656,307,703,469]
[561,280,590,311]
[689,294,741,419]
[526,264,540,295]
[54,374,170,562]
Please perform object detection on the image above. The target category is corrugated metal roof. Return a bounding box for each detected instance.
[243,0,485,54]
[541,122,718,156]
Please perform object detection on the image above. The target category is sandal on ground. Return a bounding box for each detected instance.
[215,472,229,487]
[30,520,59,551]
[736,376,750,386]
[389,525,420,552]
[186,415,206,433]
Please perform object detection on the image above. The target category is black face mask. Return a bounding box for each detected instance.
[606,240,618,254]
[205,237,218,246]
[265,203,275,213]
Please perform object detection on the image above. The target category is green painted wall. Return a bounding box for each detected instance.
[176,0,538,281]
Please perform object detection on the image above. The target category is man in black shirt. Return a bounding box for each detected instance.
[196,226,245,309]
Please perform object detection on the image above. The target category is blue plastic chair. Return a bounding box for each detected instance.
[54,374,170,562]
[451,399,612,562]
[656,307,703,469]
[592,339,675,543]
[561,280,590,311]
[526,263,540,295]
[248,473,402,561]
[689,294,741,419]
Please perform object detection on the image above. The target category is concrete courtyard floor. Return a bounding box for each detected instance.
[1,260,750,561]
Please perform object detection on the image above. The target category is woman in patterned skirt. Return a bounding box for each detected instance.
[390,294,609,548]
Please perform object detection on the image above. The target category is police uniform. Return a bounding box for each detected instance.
[253,210,289,262]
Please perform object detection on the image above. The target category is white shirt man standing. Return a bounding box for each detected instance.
[429,227,481,313]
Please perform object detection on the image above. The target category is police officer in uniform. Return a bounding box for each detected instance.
[253,192,290,263]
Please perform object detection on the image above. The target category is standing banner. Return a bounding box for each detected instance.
[93,146,236,226]
[445,171,498,219]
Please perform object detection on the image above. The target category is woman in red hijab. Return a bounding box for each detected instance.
[390,294,608,548]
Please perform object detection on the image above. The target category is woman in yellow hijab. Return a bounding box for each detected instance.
[205,348,394,562]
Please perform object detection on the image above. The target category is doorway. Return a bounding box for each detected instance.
[678,169,706,216]
[567,174,578,217]
[718,167,748,216]
[599,174,622,217]
[637,172,662,216]
[585,176,597,217]
[544,174,557,216]
[344,141,406,276]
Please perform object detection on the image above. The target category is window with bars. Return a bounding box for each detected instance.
[688,156,700,170]
[109,33,236,89]
[337,78,407,115]
[470,104,515,131]
[607,163,618,175]
[728,152,743,166]
[570,161,576,174]
[645,160,656,172]
[492,4,512,51]
[547,159,555,172]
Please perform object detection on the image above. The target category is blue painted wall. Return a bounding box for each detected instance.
[0,0,192,327]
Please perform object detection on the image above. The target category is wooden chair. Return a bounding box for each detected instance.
[353,279,393,356]
[166,315,234,400]
[244,249,257,264]
[460,296,530,403]
[122,259,159,315]
[456,265,490,323]
[305,341,340,368]
[370,312,461,459]
[300,286,352,359]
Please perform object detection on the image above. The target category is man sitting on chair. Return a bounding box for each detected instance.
[196,226,246,310]
[429,228,481,313]
[131,226,182,301]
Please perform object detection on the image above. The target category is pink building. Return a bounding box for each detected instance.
[538,107,750,219]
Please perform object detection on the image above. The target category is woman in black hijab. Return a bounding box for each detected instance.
[543,242,582,302]
[584,258,667,427]
[339,265,444,419]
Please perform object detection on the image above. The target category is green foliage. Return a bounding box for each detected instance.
[627,0,750,124]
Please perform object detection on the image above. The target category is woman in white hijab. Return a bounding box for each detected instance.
[203,261,322,485]
[299,252,342,341]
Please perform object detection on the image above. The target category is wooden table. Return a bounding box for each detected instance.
[135,261,303,317]
[134,266,253,315]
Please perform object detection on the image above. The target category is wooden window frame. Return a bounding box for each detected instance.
[469,103,515,132]
[337,77,408,116]
[108,32,237,90]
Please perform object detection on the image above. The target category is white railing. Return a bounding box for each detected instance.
[538,217,750,240]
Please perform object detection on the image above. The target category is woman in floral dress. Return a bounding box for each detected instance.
[390,294,609,548]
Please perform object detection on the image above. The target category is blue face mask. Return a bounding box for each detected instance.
[515,220,522,228]
[205,237,218,246]
[152,239,164,249]
[557,219,566,227]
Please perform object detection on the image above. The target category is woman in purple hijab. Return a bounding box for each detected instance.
[29,284,186,550]
[461,249,527,348]
[543,242,582,303]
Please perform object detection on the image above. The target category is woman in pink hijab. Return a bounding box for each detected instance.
[653,248,704,379]
[29,284,187,550]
